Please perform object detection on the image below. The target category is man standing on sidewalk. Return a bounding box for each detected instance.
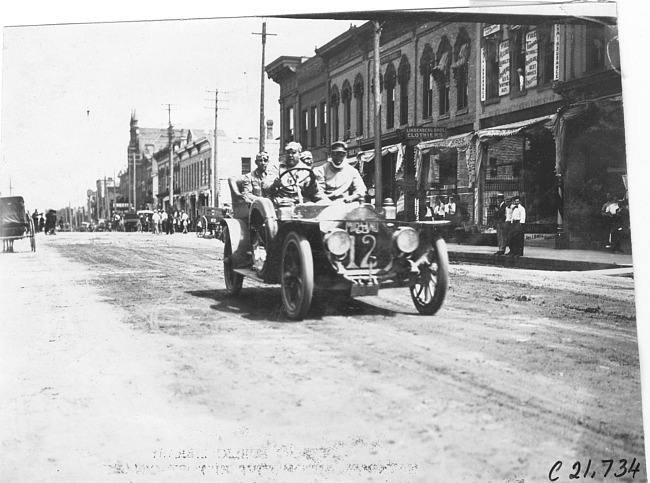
[509,196,526,256]
[494,193,509,255]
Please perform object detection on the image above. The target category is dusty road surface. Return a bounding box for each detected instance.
[0,231,646,482]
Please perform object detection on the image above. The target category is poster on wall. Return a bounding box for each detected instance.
[525,29,538,89]
[498,40,510,96]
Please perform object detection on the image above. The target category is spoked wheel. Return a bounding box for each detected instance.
[29,218,36,252]
[280,231,314,320]
[196,216,208,238]
[223,227,243,296]
[409,236,449,315]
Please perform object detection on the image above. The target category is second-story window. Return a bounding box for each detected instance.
[510,27,526,92]
[483,28,502,100]
[420,44,435,119]
[341,80,352,141]
[433,37,451,115]
[538,24,555,85]
[586,23,606,72]
[284,106,294,142]
[354,74,364,137]
[385,62,397,129]
[320,102,327,145]
[301,109,309,147]
[310,106,317,147]
[452,30,470,110]
[330,86,340,141]
[398,55,411,126]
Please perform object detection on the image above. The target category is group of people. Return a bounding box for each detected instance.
[238,140,366,207]
[427,195,458,222]
[493,193,527,256]
[31,209,59,235]
[147,210,191,235]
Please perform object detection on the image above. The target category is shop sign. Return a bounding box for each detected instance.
[114,203,130,209]
[498,41,510,96]
[483,24,500,37]
[404,126,447,139]
[525,29,538,89]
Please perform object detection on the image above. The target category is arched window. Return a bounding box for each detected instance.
[433,37,452,115]
[452,28,470,109]
[398,55,411,126]
[420,43,435,119]
[341,80,352,141]
[384,62,397,129]
[330,85,340,142]
[353,74,364,137]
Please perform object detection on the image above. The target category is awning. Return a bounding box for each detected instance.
[416,132,474,153]
[477,114,556,139]
[356,143,405,176]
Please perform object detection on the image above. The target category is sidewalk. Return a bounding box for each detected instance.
[447,242,634,272]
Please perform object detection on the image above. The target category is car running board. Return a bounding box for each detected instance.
[233,268,265,283]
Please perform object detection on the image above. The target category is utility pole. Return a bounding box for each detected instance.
[373,21,383,209]
[253,22,276,153]
[167,104,174,213]
[206,89,229,208]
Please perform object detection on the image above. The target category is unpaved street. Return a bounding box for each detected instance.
[0,232,646,482]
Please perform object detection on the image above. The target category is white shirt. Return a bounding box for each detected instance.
[511,204,526,223]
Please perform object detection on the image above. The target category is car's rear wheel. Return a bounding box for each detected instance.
[280,231,314,320]
[223,227,243,296]
[410,236,449,315]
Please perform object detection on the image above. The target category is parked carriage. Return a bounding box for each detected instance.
[0,196,36,253]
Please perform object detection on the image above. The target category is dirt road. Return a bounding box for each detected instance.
[0,232,645,482]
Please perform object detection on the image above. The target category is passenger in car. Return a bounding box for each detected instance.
[240,151,277,204]
[314,141,366,203]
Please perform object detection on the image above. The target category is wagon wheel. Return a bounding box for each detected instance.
[280,231,314,320]
[409,236,449,315]
[196,215,208,238]
[29,218,36,252]
[222,226,243,296]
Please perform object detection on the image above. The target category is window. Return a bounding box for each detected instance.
[353,74,364,137]
[385,62,396,129]
[284,106,294,142]
[484,29,502,100]
[341,81,352,141]
[330,86,340,141]
[241,157,251,175]
[398,55,410,125]
[320,102,327,145]
[586,23,606,72]
[433,37,451,115]
[538,25,555,85]
[452,30,470,110]
[301,109,308,147]
[310,106,318,147]
[510,27,526,92]
[420,44,435,119]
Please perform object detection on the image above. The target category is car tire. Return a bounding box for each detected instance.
[223,226,243,296]
[280,231,314,320]
[409,235,449,315]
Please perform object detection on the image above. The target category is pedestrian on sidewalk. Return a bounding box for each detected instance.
[508,196,526,256]
[602,194,623,252]
[494,193,509,255]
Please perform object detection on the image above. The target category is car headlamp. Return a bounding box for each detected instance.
[393,227,419,254]
[325,229,352,257]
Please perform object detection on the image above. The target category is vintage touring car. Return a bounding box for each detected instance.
[221,167,450,320]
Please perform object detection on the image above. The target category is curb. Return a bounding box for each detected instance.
[448,251,631,272]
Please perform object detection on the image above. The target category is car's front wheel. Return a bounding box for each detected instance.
[280,231,314,320]
[409,236,449,315]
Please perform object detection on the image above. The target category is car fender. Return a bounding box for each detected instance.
[221,218,250,269]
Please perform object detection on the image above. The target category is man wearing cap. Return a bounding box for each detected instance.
[241,151,277,204]
[270,142,327,204]
[299,150,313,167]
[314,141,366,203]
[494,193,509,255]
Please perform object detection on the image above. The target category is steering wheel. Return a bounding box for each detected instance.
[278,167,317,189]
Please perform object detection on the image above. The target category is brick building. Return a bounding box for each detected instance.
[267,13,624,249]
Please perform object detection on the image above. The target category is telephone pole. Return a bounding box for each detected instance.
[373,21,384,209]
[167,104,174,213]
[253,22,276,153]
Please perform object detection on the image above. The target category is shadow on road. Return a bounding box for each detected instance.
[187,288,400,322]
